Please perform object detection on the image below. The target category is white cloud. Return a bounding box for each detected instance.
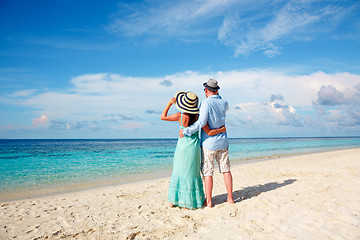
[314,83,360,107]
[121,122,145,129]
[220,0,357,56]
[109,0,242,37]
[159,79,173,87]
[233,97,303,128]
[313,83,360,127]
[32,115,49,128]
[4,69,360,136]
[108,0,359,56]
[10,89,36,97]
[271,94,284,102]
[49,119,99,131]
[314,85,345,105]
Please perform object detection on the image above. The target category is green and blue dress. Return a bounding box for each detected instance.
[168,113,205,209]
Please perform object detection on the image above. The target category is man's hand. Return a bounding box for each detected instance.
[179,129,185,138]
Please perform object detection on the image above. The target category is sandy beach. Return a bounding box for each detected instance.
[1,148,359,240]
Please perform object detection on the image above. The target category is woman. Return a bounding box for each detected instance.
[160,91,226,209]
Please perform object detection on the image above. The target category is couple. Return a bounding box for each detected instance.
[160,79,234,209]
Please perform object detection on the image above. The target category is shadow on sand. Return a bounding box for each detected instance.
[212,179,297,206]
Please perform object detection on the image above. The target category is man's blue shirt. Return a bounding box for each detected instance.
[182,95,229,151]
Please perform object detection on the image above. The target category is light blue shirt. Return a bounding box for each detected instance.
[183,95,229,151]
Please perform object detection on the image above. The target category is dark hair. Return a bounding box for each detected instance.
[188,113,198,126]
[208,89,218,94]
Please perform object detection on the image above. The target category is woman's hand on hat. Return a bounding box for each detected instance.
[168,97,176,106]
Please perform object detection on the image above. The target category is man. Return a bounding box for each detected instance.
[179,79,234,207]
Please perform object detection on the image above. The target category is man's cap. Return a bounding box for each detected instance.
[203,78,220,91]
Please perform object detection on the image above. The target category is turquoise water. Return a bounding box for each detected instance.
[0,137,360,198]
[229,137,360,160]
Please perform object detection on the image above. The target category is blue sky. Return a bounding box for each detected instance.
[1,0,360,139]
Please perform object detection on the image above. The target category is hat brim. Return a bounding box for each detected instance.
[203,82,220,91]
[175,91,199,114]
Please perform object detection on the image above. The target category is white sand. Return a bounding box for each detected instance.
[1,148,360,240]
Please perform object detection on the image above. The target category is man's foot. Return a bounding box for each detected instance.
[227,197,234,204]
[204,199,212,208]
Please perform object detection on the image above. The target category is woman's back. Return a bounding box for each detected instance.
[180,113,198,128]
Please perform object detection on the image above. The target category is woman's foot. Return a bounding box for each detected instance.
[169,202,174,207]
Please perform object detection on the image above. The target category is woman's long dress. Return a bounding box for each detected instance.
[168,113,205,209]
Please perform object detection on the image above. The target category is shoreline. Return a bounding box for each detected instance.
[1,148,360,239]
[1,146,359,203]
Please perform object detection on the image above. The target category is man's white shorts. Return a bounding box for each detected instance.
[201,147,230,176]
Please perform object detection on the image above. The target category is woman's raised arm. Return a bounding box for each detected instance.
[160,97,181,122]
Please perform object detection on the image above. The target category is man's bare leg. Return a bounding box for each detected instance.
[223,172,234,204]
[204,176,213,207]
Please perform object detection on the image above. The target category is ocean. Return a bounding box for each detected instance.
[1,137,360,201]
